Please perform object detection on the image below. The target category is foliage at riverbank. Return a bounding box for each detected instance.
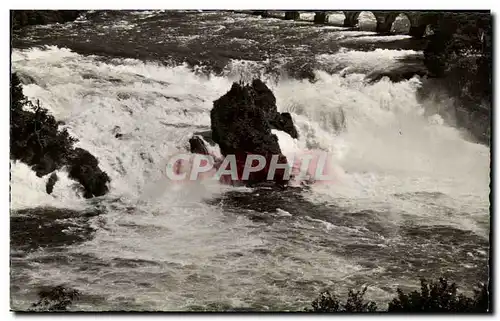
[308,278,489,313]
[10,72,110,198]
[422,12,491,144]
[28,277,488,312]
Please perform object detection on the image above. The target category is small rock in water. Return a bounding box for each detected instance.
[68,148,110,198]
[45,172,58,194]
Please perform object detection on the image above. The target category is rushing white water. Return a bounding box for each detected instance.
[10,28,489,311]
[316,48,421,74]
[275,72,489,237]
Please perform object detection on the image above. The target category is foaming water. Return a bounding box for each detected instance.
[341,35,413,43]
[274,70,489,237]
[10,161,87,210]
[316,48,421,74]
[10,28,489,311]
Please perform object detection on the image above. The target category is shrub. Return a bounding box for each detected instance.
[31,285,80,311]
[10,72,110,197]
[308,278,489,313]
[422,12,491,145]
[10,73,77,176]
[388,278,489,312]
[308,286,377,312]
[424,12,491,101]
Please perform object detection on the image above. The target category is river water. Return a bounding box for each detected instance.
[10,10,490,311]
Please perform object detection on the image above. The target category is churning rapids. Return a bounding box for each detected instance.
[10,11,490,311]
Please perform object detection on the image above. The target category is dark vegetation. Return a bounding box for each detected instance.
[421,12,491,144]
[10,73,110,198]
[31,286,81,311]
[308,286,377,312]
[308,278,490,313]
[27,278,488,312]
[11,10,83,30]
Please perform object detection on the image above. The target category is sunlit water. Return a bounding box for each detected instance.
[10,11,490,311]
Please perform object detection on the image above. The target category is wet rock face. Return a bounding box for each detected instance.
[189,136,209,155]
[210,79,297,185]
[211,81,282,156]
[68,148,110,198]
[45,172,58,194]
[271,112,299,139]
[211,79,299,154]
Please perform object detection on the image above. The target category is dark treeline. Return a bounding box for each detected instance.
[10,73,110,198]
[421,11,491,144]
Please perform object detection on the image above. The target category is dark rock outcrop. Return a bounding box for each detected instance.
[210,80,297,185]
[33,154,57,178]
[68,148,110,198]
[189,136,209,155]
[271,112,299,139]
[244,79,299,139]
[211,81,282,156]
[45,172,58,195]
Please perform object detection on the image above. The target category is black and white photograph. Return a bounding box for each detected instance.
[8,7,492,313]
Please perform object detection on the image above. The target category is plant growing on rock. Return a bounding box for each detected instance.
[10,72,110,198]
[10,73,77,176]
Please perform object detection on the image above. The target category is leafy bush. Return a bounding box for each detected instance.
[422,12,491,145]
[424,12,491,102]
[308,286,377,312]
[309,278,489,313]
[388,278,489,312]
[31,285,80,311]
[10,73,77,176]
[10,72,110,197]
